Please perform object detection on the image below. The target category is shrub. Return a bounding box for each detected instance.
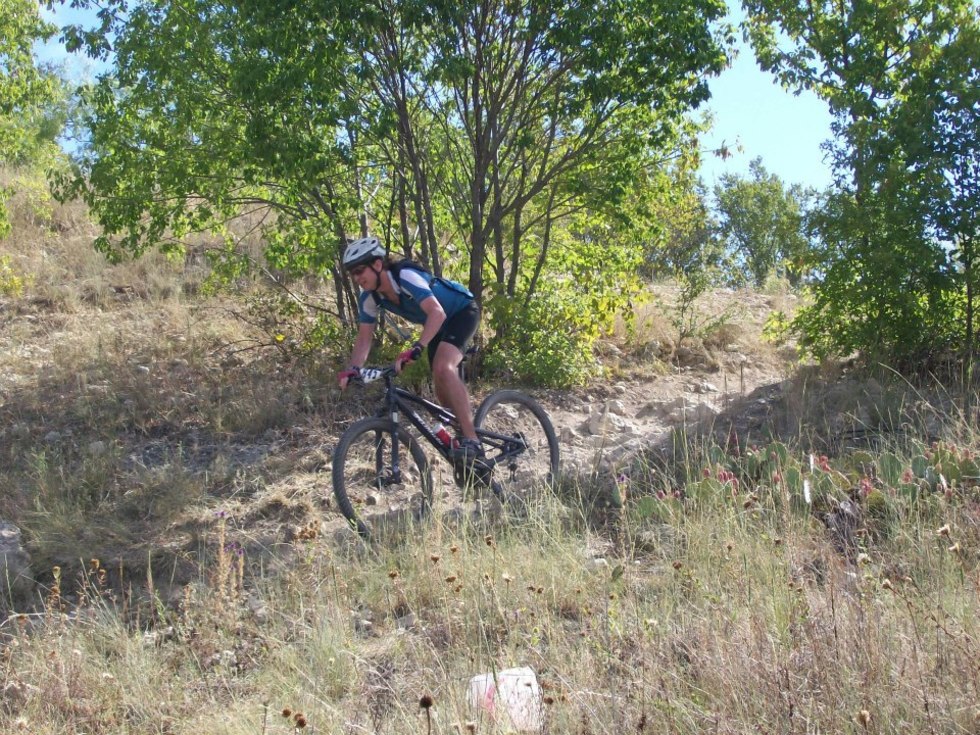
[484,291,599,388]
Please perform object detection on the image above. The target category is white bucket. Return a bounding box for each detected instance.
[467,666,542,732]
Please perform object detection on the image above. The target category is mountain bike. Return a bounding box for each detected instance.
[331,366,560,539]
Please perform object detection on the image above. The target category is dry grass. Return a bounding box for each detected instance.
[1,180,979,734]
[1,491,978,734]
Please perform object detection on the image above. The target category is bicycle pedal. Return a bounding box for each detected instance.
[453,458,493,490]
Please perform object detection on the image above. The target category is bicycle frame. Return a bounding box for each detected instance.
[357,367,529,486]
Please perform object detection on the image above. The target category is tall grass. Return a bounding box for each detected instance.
[1,456,978,734]
[1,178,977,734]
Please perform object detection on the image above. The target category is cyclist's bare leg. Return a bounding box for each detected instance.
[431,342,477,440]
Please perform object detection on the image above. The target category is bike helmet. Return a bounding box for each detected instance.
[342,236,386,270]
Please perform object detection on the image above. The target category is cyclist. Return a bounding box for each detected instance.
[337,236,484,459]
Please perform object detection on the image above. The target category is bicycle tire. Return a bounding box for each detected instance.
[332,417,433,539]
[474,390,560,497]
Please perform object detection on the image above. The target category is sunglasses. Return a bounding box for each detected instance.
[349,264,370,277]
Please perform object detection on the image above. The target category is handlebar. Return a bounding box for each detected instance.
[355,366,397,385]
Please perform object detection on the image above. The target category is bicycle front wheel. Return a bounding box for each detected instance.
[332,417,433,539]
[474,390,560,497]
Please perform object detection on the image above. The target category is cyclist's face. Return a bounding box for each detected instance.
[350,259,381,289]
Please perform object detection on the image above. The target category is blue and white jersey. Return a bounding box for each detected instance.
[357,268,473,326]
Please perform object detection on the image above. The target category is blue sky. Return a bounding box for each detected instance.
[38,3,835,192]
[699,37,835,192]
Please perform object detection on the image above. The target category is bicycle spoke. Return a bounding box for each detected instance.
[332,418,432,539]
[475,391,559,499]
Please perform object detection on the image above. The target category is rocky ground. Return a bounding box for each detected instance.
[0,274,843,610]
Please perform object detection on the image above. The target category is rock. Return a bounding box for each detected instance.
[637,395,687,419]
[2,680,38,713]
[0,522,35,614]
[87,440,108,456]
[588,408,630,436]
[43,431,61,445]
[691,381,719,394]
[395,612,418,630]
[667,402,718,425]
[606,399,627,416]
[247,594,270,625]
[559,425,580,445]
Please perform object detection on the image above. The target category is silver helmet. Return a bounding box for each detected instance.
[342,236,385,270]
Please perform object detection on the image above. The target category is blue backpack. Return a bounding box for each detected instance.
[370,260,473,307]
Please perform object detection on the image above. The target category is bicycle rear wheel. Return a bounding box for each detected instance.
[474,390,560,498]
[332,417,433,539]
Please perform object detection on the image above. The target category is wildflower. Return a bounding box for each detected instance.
[485,534,495,547]
[419,695,434,710]
[672,561,683,570]
[450,545,459,554]
[856,553,870,565]
[430,554,441,564]
[936,524,951,537]
[855,709,871,728]
[502,573,513,584]
[282,708,292,718]
[388,570,400,579]
[294,713,307,728]
[881,578,894,591]
[445,576,457,583]
[948,542,962,554]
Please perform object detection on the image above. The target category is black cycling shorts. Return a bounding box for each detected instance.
[428,301,480,363]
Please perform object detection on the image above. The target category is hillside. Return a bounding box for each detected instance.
[1,195,979,735]
[0,197,800,574]
[0,194,959,592]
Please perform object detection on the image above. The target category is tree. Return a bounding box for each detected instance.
[0,0,62,236]
[744,0,980,366]
[713,157,811,287]
[54,0,731,337]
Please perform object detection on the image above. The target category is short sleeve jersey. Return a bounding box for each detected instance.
[357,268,472,326]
